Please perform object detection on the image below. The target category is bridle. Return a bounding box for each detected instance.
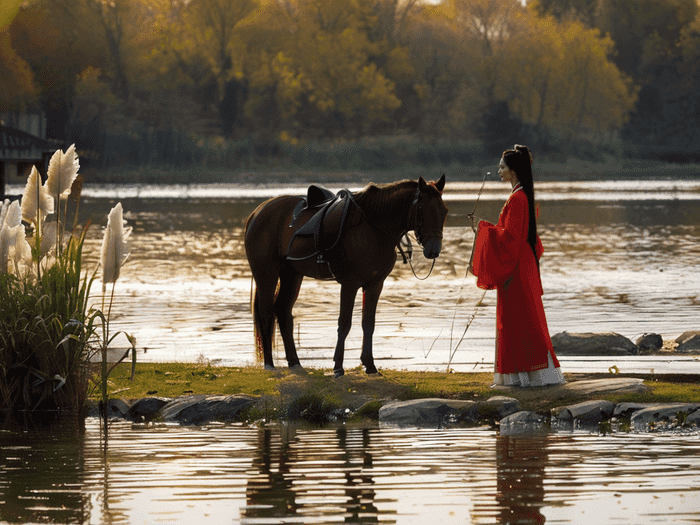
[407,184,444,247]
[403,183,444,280]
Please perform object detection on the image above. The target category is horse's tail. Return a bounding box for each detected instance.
[251,283,265,361]
[251,281,276,361]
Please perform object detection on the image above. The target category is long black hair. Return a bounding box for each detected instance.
[503,145,538,267]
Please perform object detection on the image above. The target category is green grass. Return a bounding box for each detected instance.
[103,364,700,421]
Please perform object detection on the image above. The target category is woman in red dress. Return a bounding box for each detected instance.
[471,145,565,387]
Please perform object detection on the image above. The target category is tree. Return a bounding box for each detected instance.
[266,0,402,137]
[450,0,529,104]
[504,13,637,139]
[0,32,36,111]
[9,0,106,137]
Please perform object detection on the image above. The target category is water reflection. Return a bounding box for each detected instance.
[0,415,88,524]
[2,418,700,523]
[495,436,547,525]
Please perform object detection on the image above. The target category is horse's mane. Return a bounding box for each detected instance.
[354,179,417,217]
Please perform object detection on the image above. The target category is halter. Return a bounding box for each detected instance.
[407,184,444,246]
[403,183,443,280]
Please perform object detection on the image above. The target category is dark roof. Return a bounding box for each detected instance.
[0,125,54,161]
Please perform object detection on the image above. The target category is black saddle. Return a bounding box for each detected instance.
[292,185,336,223]
[286,185,354,279]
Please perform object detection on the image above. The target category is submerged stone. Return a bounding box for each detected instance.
[499,411,548,436]
[552,332,638,355]
[126,397,171,422]
[636,333,663,352]
[675,331,700,353]
[631,403,700,431]
[553,400,614,429]
[159,395,256,425]
[378,398,475,428]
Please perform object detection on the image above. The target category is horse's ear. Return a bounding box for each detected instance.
[435,174,446,193]
[418,176,427,190]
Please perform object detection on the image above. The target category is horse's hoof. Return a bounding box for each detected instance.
[334,369,345,378]
[366,369,382,376]
[264,364,276,371]
[289,364,306,374]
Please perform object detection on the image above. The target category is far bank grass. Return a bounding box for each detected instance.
[84,159,700,186]
[103,363,700,416]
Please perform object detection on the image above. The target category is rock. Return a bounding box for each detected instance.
[378,398,475,428]
[86,398,130,419]
[126,397,171,422]
[553,400,614,429]
[159,395,256,425]
[675,331,700,353]
[562,378,649,395]
[631,403,700,431]
[635,333,663,352]
[459,396,522,424]
[499,411,548,436]
[612,402,656,419]
[552,331,638,355]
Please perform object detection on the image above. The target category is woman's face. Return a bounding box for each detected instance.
[498,158,517,184]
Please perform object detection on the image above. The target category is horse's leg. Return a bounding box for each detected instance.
[333,284,359,378]
[275,267,303,368]
[253,277,279,371]
[360,280,384,375]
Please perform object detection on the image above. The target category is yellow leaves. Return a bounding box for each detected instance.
[0,0,22,32]
[501,11,637,135]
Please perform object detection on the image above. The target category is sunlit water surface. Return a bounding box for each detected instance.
[8,179,700,374]
[3,180,700,524]
[1,417,699,525]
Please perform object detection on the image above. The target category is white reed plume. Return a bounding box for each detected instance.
[21,166,54,227]
[11,225,32,276]
[45,144,80,200]
[100,202,130,292]
[0,201,25,275]
[0,199,10,226]
[3,200,21,229]
[0,225,11,274]
[40,221,58,259]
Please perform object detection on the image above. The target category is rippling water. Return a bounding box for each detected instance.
[7,179,700,374]
[1,417,699,524]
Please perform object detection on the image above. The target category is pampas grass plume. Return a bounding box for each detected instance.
[46,144,80,199]
[101,202,130,291]
[21,166,54,226]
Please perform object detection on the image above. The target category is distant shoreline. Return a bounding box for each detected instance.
[66,159,700,186]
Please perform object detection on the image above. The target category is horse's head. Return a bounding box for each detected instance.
[409,175,448,259]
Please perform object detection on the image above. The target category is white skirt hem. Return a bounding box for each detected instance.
[493,352,565,388]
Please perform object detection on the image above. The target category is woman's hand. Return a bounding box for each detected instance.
[469,215,487,233]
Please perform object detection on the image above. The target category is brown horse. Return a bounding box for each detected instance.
[244,175,447,377]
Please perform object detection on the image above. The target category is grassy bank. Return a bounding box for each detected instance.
[102,363,700,422]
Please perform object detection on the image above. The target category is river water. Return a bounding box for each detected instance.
[1,416,699,525]
[10,178,698,375]
[3,179,700,524]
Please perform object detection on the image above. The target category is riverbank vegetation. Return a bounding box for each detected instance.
[102,362,700,422]
[70,135,700,186]
[0,147,131,414]
[5,0,700,178]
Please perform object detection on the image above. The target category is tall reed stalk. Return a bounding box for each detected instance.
[0,146,134,416]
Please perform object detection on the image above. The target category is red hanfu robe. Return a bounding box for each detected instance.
[472,187,561,377]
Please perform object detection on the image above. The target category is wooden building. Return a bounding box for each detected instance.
[0,112,57,199]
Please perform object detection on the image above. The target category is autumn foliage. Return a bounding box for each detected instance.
[1,0,696,159]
